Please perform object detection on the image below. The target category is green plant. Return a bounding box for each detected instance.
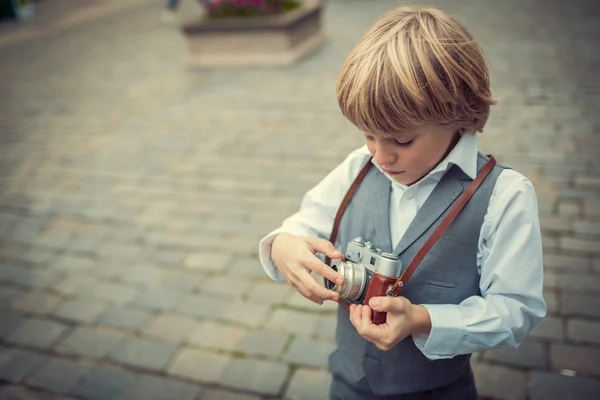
[204,0,301,19]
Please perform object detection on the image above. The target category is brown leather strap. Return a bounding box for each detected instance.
[387,155,497,296]
[325,157,373,266]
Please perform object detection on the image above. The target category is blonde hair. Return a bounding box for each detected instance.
[336,5,497,134]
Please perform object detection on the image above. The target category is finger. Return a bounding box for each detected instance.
[369,296,406,314]
[349,304,359,328]
[286,273,326,305]
[303,236,345,260]
[304,255,345,285]
[298,270,340,302]
[361,305,373,332]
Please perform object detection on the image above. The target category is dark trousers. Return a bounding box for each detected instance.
[330,369,478,400]
[165,0,181,10]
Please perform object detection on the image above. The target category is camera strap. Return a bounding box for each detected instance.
[326,154,497,298]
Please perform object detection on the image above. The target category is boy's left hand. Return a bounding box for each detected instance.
[349,296,432,351]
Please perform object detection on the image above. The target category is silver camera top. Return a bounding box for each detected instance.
[345,237,403,278]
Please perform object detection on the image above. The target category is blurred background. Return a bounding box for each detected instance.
[0,0,598,399]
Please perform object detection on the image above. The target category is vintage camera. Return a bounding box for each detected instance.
[326,237,403,324]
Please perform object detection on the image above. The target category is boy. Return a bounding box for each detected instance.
[259,5,545,399]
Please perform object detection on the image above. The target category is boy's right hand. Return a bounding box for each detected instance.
[271,233,346,305]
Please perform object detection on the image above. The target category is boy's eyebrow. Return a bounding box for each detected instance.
[374,131,417,140]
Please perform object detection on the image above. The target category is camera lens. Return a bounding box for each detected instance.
[325,265,338,290]
[327,261,367,301]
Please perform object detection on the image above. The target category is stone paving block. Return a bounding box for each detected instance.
[220,300,272,328]
[0,285,27,307]
[584,200,600,218]
[312,314,337,342]
[283,338,336,368]
[108,337,179,371]
[0,310,25,340]
[107,227,144,243]
[7,318,69,349]
[69,233,106,253]
[220,358,289,396]
[201,388,262,400]
[228,257,272,278]
[130,288,184,311]
[55,326,128,359]
[562,293,600,319]
[551,344,600,377]
[284,291,339,313]
[0,264,63,289]
[55,275,140,304]
[72,364,137,400]
[13,248,58,267]
[8,217,51,245]
[114,264,167,287]
[174,294,230,319]
[236,330,289,358]
[558,274,600,294]
[184,252,231,273]
[557,201,581,217]
[0,348,49,383]
[566,318,600,345]
[200,274,253,299]
[143,313,201,343]
[472,362,527,400]
[482,340,547,369]
[245,281,293,303]
[51,255,96,273]
[168,347,231,383]
[99,305,154,331]
[574,221,600,235]
[560,237,600,255]
[31,232,72,249]
[124,374,202,400]
[188,321,248,352]
[53,297,111,323]
[544,271,558,290]
[543,291,559,314]
[149,249,187,266]
[530,372,600,400]
[285,368,332,400]
[160,270,205,291]
[26,357,92,394]
[540,215,574,233]
[265,309,320,336]
[529,316,564,341]
[86,264,124,280]
[9,290,66,314]
[97,242,147,262]
[0,385,57,400]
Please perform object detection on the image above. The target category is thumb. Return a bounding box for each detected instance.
[304,237,344,259]
[368,296,406,313]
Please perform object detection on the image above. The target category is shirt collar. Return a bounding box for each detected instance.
[372,132,479,187]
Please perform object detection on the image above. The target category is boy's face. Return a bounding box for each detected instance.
[365,124,461,186]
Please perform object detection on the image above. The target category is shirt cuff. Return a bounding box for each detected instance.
[258,230,287,282]
[412,304,465,360]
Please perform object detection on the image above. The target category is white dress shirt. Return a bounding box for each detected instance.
[259,133,546,360]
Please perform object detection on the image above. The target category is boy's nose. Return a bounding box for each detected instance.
[373,142,397,166]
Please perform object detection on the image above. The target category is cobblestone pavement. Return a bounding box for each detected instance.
[0,0,599,399]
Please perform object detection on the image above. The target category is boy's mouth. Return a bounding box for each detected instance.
[383,168,404,176]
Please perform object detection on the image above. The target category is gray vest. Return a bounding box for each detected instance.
[329,153,504,395]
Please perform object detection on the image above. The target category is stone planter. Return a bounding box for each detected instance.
[181,0,325,67]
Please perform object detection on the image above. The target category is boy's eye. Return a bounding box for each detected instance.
[394,139,413,147]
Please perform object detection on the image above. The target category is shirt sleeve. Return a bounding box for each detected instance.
[412,170,547,359]
[258,147,372,281]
